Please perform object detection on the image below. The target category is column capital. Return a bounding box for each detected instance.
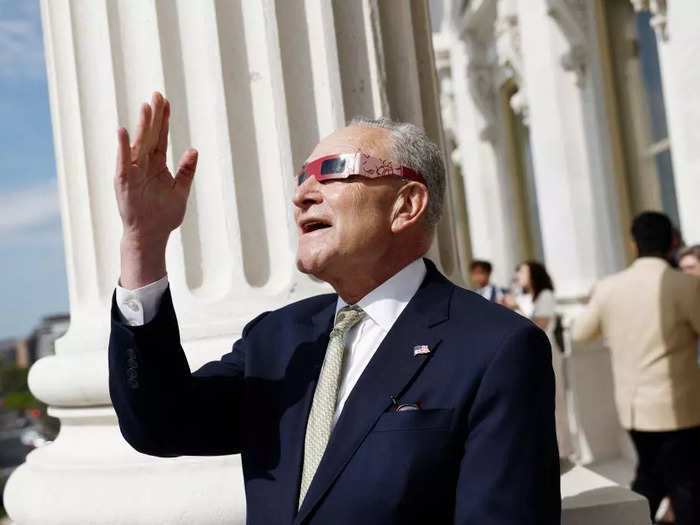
[630,0,650,11]
[494,12,524,86]
[494,12,531,124]
[546,0,590,87]
[630,0,669,41]
[649,0,669,41]
[463,31,498,142]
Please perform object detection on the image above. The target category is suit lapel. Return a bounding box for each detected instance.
[294,260,454,524]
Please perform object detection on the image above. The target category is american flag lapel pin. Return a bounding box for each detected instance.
[413,344,431,356]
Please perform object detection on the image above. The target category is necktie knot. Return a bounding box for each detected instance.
[332,306,365,336]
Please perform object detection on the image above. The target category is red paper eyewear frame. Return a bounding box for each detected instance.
[296,153,426,187]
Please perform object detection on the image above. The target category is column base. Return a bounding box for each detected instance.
[5,409,649,524]
[562,465,651,524]
[4,407,245,525]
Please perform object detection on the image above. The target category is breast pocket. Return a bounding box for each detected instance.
[372,408,454,432]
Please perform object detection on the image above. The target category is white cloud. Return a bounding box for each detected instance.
[0,0,45,79]
[0,179,60,235]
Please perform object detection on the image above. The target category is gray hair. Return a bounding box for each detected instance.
[348,116,445,228]
[679,244,700,261]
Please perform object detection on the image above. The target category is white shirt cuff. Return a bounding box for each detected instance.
[115,275,169,326]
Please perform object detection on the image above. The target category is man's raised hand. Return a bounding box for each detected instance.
[115,91,198,245]
[115,92,197,289]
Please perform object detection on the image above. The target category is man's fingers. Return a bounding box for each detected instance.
[174,148,198,194]
[132,103,152,162]
[116,127,131,176]
[148,92,165,152]
[154,99,170,158]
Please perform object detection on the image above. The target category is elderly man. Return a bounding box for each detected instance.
[109,92,560,524]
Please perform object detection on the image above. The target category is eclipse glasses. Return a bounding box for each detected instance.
[296,153,426,187]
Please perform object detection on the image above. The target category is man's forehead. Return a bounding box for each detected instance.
[305,126,393,165]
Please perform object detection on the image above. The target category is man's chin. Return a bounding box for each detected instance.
[296,259,312,275]
[295,255,326,280]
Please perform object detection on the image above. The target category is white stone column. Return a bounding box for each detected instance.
[517,0,634,469]
[647,1,700,243]
[441,27,522,288]
[433,35,474,277]
[4,1,466,523]
[517,0,627,299]
[513,3,651,519]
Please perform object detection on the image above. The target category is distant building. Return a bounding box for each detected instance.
[24,314,70,364]
[0,339,19,368]
[0,315,70,371]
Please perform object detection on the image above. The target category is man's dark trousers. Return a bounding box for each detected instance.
[629,426,700,524]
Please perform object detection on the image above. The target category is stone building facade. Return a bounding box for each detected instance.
[432,0,697,292]
[432,0,698,521]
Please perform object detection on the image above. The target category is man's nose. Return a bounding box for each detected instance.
[292,175,323,210]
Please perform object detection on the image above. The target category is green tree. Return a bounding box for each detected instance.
[0,365,29,394]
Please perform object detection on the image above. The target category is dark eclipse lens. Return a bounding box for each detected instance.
[320,157,346,175]
[297,170,308,185]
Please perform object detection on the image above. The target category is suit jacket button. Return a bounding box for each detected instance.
[128,378,139,389]
[127,368,138,380]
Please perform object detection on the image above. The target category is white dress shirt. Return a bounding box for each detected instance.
[115,258,427,425]
[475,284,503,302]
[331,258,426,424]
[115,275,169,326]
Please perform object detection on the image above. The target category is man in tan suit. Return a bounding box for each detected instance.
[573,211,700,525]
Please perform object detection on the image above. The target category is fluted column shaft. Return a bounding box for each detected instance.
[446,33,523,287]
[517,0,627,299]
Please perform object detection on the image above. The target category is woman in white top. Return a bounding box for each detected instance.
[500,261,574,459]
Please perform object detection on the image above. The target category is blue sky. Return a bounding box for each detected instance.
[0,0,69,341]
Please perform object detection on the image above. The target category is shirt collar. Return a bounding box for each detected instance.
[632,256,670,267]
[335,258,427,332]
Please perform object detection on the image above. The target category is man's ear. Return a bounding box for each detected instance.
[390,182,429,234]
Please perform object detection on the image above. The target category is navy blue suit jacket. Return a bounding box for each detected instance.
[109,260,560,524]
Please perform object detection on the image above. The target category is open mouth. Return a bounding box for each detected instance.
[301,220,332,234]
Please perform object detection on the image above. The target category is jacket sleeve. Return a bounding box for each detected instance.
[108,285,268,457]
[571,285,602,343]
[453,324,561,524]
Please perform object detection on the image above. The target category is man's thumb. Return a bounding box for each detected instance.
[174,148,198,190]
